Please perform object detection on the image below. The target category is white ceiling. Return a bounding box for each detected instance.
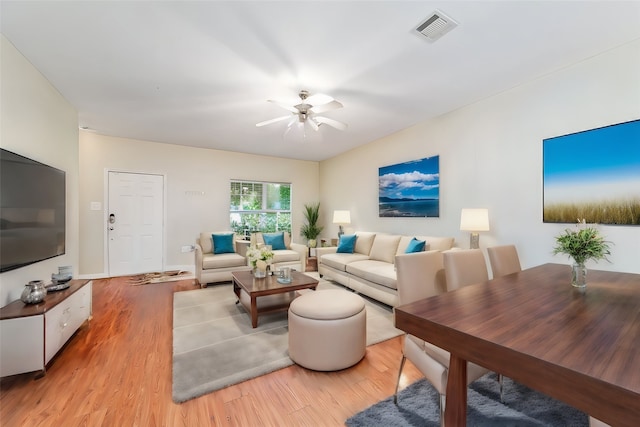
[2,1,640,161]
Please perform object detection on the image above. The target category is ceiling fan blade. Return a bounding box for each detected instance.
[315,116,348,131]
[256,115,292,127]
[267,99,299,113]
[306,93,334,106]
[309,100,343,114]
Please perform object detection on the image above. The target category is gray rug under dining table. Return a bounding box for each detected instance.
[347,373,588,427]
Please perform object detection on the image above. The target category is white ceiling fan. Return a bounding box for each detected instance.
[256,90,348,132]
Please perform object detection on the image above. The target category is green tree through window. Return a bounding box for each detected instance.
[230,180,291,238]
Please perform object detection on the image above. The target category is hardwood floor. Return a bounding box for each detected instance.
[0,276,421,426]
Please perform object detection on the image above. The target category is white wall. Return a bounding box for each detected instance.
[0,35,79,305]
[78,132,320,276]
[320,39,640,274]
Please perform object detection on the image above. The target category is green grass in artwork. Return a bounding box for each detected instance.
[544,198,640,225]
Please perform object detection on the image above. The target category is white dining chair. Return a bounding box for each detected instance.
[394,250,490,426]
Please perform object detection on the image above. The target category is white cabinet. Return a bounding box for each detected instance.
[44,282,92,364]
[0,316,44,376]
[0,280,92,377]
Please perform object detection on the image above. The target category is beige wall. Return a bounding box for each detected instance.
[3,29,638,295]
[79,133,320,276]
[0,35,79,305]
[319,39,640,274]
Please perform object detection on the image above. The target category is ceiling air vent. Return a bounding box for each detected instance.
[416,10,458,42]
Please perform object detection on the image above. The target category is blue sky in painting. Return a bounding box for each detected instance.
[379,156,439,200]
[544,120,640,203]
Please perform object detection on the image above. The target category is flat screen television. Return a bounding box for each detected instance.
[0,148,66,273]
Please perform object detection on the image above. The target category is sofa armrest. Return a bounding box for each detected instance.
[290,242,308,272]
[194,243,204,283]
[235,239,250,257]
[315,246,338,264]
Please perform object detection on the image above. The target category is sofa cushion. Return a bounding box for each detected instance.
[202,252,247,269]
[212,233,235,254]
[369,234,401,263]
[200,231,235,254]
[423,236,454,251]
[346,260,397,290]
[397,235,451,255]
[272,249,300,263]
[405,237,426,253]
[337,234,357,253]
[254,231,292,249]
[263,232,287,250]
[321,253,370,272]
[354,232,376,255]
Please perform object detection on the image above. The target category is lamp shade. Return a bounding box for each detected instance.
[460,208,490,231]
[332,210,351,224]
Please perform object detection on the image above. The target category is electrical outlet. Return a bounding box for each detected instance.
[181,245,194,253]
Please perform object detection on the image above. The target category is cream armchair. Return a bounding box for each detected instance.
[394,250,489,426]
[195,231,251,287]
[251,231,307,272]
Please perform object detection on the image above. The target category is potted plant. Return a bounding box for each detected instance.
[300,202,324,248]
[552,219,611,289]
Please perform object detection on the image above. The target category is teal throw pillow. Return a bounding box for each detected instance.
[263,232,286,250]
[337,234,357,253]
[212,233,235,254]
[405,237,426,253]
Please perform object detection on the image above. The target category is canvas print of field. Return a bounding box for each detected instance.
[379,156,439,217]
[543,119,640,225]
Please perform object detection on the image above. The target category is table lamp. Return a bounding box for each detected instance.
[332,210,351,240]
[460,208,489,249]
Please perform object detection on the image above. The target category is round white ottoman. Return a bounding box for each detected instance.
[288,289,366,371]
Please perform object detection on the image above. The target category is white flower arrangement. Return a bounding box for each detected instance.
[246,245,274,268]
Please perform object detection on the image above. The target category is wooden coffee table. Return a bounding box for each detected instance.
[232,270,319,328]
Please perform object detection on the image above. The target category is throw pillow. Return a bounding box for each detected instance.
[337,234,357,253]
[263,232,287,250]
[405,237,426,253]
[212,233,235,254]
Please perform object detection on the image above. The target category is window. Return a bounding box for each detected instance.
[230,180,291,238]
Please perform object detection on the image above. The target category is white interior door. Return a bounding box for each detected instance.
[108,171,164,277]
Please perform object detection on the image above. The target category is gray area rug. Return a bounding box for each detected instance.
[172,275,402,403]
[347,373,588,427]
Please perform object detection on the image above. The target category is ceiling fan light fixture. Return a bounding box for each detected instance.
[283,120,320,144]
[257,89,346,139]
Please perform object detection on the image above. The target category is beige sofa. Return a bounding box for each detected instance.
[316,232,455,307]
[195,231,251,286]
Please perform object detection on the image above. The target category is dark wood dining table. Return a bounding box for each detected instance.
[394,263,640,427]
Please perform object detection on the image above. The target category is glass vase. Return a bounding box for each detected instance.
[572,262,587,289]
[253,267,266,278]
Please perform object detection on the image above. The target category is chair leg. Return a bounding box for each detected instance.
[499,374,505,403]
[439,393,446,427]
[393,354,407,405]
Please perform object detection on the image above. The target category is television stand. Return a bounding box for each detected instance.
[0,279,92,377]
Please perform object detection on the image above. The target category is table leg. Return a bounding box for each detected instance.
[232,278,241,303]
[251,295,258,328]
[445,353,467,426]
